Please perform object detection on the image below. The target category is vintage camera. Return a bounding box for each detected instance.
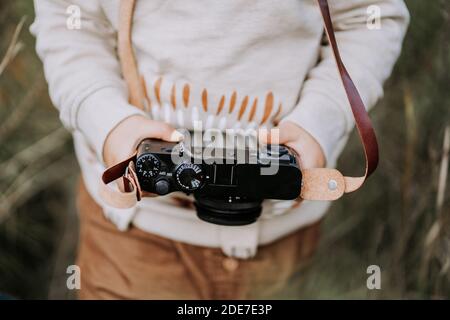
[135,134,302,226]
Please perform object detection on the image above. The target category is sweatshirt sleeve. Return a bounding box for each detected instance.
[31,0,146,161]
[281,0,409,164]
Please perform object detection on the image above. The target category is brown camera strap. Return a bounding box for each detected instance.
[101,0,379,208]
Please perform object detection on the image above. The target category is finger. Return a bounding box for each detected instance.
[258,128,271,144]
[168,130,185,142]
[276,122,300,143]
[141,191,158,198]
[138,120,184,143]
[153,122,184,142]
[258,126,289,145]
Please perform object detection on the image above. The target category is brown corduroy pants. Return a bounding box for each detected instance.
[76,180,320,299]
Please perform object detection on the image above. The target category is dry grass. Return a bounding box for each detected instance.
[0,1,76,299]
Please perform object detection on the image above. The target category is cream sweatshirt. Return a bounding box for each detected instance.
[31,0,409,258]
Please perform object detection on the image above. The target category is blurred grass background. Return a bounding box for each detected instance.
[0,0,449,299]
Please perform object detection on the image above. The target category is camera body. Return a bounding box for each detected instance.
[135,136,302,225]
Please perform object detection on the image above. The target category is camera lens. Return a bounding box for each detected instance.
[194,196,262,226]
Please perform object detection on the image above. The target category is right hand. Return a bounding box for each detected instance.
[103,115,183,167]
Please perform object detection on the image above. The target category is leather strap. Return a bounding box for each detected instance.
[301,0,379,199]
[118,0,145,111]
[99,153,139,208]
[101,0,379,207]
[315,0,379,191]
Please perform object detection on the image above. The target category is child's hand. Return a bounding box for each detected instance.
[103,115,183,167]
[259,121,326,169]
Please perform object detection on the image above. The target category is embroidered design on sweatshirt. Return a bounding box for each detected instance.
[142,76,283,128]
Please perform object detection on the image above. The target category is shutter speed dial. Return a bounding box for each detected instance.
[175,163,204,192]
[136,154,161,180]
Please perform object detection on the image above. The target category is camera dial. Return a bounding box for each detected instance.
[175,163,204,192]
[136,154,161,179]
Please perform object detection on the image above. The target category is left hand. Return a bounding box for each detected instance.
[259,121,326,170]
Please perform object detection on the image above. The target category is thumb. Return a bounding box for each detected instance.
[162,127,185,143]
[258,125,291,145]
[147,121,184,142]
